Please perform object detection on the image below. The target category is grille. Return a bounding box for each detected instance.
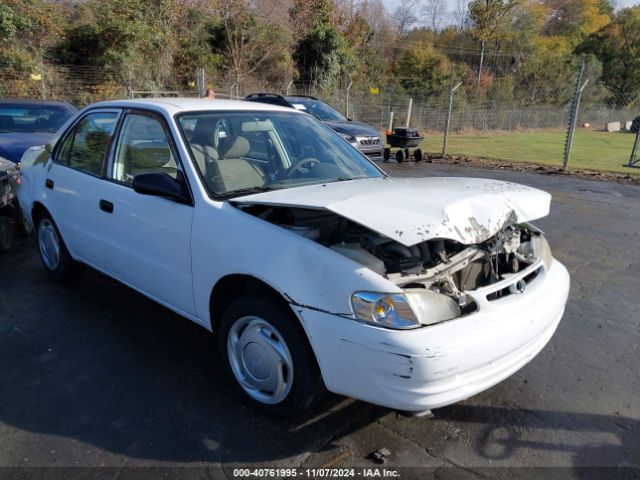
[358,136,381,146]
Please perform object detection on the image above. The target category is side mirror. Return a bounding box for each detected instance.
[132,171,191,205]
[347,117,353,122]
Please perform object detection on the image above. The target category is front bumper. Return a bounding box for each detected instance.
[295,259,570,412]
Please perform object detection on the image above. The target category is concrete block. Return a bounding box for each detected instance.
[606,121,621,132]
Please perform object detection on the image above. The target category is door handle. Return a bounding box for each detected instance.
[45,179,54,189]
[99,199,114,214]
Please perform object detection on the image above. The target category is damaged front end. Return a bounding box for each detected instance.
[234,203,552,329]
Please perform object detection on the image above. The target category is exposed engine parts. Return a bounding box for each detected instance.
[236,204,544,303]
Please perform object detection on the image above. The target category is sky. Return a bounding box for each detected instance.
[381,0,640,21]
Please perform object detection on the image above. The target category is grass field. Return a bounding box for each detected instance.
[420,129,640,175]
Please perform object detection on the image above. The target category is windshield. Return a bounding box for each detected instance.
[178,111,383,198]
[289,99,347,122]
[0,104,74,133]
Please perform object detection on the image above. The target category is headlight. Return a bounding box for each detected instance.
[519,224,553,270]
[351,292,420,329]
[338,132,356,143]
[533,234,553,270]
[352,290,463,330]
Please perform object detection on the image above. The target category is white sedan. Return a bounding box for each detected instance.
[18,99,570,416]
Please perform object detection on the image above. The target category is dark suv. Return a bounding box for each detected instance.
[244,93,383,159]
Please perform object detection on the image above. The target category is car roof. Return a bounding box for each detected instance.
[0,99,77,111]
[86,98,301,116]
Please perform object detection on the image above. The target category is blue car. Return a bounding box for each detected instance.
[0,99,77,164]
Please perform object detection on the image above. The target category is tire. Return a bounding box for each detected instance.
[36,212,79,281]
[383,148,390,162]
[219,294,325,416]
[0,216,13,253]
[395,149,405,163]
[414,148,423,162]
[404,148,410,160]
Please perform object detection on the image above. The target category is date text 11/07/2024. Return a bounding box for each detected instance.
[232,468,400,477]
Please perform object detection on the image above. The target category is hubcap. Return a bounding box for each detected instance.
[38,219,60,270]
[227,316,294,405]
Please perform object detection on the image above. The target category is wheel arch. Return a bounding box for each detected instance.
[208,274,294,333]
[31,201,49,225]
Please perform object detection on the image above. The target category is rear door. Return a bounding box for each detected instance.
[46,109,120,263]
[96,110,196,317]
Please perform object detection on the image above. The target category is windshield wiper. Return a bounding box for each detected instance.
[322,177,355,184]
[217,185,278,199]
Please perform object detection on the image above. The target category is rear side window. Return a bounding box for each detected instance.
[56,112,118,176]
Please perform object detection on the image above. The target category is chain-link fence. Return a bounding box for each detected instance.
[2,60,638,173]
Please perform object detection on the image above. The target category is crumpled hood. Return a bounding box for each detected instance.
[0,132,54,163]
[234,177,551,246]
[324,120,380,138]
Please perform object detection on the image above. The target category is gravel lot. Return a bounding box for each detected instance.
[1,162,638,479]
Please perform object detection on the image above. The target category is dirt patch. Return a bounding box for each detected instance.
[417,153,640,186]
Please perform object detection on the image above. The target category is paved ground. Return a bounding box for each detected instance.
[1,162,639,478]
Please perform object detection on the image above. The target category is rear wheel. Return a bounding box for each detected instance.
[395,149,405,163]
[37,213,79,281]
[219,295,325,416]
[383,148,390,162]
[414,148,423,162]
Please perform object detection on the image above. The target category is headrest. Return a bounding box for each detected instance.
[222,136,250,159]
[191,118,217,146]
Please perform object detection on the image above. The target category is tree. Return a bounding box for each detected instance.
[395,35,450,97]
[294,24,349,92]
[577,6,640,106]
[468,0,522,82]
[423,0,446,32]
[393,0,420,35]
[453,0,468,31]
[0,0,63,63]
[214,0,292,93]
[542,0,613,42]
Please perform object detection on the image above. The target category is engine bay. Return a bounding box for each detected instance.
[236,204,545,305]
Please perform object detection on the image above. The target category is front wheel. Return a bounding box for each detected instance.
[219,295,325,416]
[37,213,79,281]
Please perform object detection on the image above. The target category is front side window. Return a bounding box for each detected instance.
[178,111,382,198]
[56,111,118,175]
[111,113,178,185]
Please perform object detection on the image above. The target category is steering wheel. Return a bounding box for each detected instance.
[286,157,320,178]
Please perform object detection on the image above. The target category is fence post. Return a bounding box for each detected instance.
[405,98,413,128]
[563,61,588,170]
[196,68,206,97]
[443,65,462,157]
[345,81,353,118]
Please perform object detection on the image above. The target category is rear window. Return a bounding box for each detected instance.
[0,104,74,133]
